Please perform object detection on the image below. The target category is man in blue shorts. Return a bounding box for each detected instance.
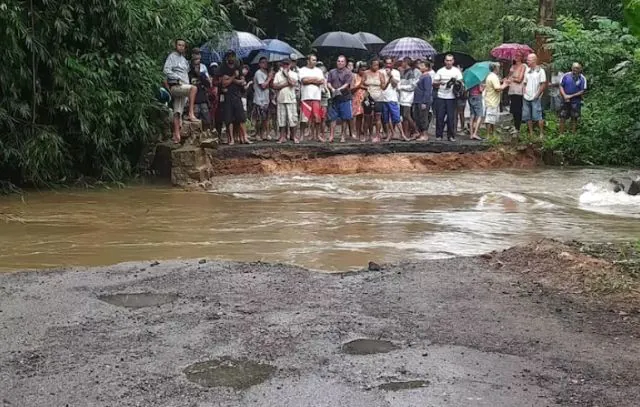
[559,62,587,134]
[522,53,547,139]
[326,55,354,143]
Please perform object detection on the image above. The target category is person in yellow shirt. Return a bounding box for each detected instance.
[484,62,510,136]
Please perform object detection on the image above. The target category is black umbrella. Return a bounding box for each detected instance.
[353,32,386,53]
[433,52,476,70]
[311,31,368,55]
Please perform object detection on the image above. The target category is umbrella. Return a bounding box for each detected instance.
[433,52,476,70]
[463,61,492,89]
[353,32,386,53]
[380,37,437,60]
[311,31,368,53]
[249,39,304,64]
[200,31,266,64]
[490,43,534,61]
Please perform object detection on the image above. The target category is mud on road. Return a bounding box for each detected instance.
[1,241,639,406]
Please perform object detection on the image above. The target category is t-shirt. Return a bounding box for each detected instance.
[549,72,564,97]
[298,66,324,101]
[253,69,269,106]
[560,73,587,105]
[484,72,502,108]
[326,68,353,102]
[523,66,547,101]
[273,70,298,104]
[382,69,401,103]
[434,67,463,99]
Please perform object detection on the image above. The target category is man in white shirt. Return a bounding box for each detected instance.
[298,54,326,141]
[252,57,273,141]
[522,53,548,138]
[382,57,405,141]
[433,54,463,141]
[272,58,300,143]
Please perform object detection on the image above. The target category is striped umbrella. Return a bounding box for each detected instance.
[200,31,266,64]
[380,37,437,60]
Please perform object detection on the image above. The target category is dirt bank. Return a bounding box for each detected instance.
[1,240,638,406]
[209,148,539,176]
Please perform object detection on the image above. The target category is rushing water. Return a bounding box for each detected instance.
[1,168,639,272]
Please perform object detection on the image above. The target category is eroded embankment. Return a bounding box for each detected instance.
[207,147,539,176]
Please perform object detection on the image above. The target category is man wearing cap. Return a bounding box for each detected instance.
[220,50,250,144]
[163,39,200,144]
[298,54,326,141]
[272,57,300,143]
[326,55,354,143]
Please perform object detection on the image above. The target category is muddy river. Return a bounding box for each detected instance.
[1,168,639,272]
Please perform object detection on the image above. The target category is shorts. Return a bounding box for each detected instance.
[277,103,298,128]
[362,97,375,115]
[457,98,467,109]
[401,105,413,121]
[382,101,401,125]
[300,100,323,123]
[251,104,269,124]
[484,105,499,125]
[170,84,192,116]
[372,100,385,114]
[559,102,581,119]
[222,96,246,125]
[194,103,210,124]
[328,100,353,122]
[468,95,484,118]
[522,98,543,122]
[412,103,430,132]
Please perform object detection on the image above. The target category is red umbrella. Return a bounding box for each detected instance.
[490,43,534,61]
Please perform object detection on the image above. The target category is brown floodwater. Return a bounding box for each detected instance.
[1,168,639,272]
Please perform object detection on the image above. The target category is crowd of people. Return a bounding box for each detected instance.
[163,39,587,145]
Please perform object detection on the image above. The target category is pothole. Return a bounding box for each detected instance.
[183,358,276,389]
[98,293,178,309]
[342,339,399,355]
[377,380,430,391]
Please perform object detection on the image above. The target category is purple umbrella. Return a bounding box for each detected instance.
[380,37,437,60]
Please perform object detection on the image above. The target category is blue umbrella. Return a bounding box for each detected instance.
[200,31,265,65]
[250,39,305,64]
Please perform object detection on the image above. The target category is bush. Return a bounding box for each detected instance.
[0,0,227,188]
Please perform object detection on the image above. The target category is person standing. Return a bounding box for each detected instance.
[433,54,463,141]
[411,61,433,141]
[484,62,510,137]
[559,63,587,134]
[467,83,484,140]
[382,57,406,141]
[272,58,299,143]
[363,59,387,143]
[326,55,354,143]
[163,39,200,144]
[220,51,250,145]
[188,55,211,127]
[507,52,526,133]
[298,54,326,142]
[522,53,547,138]
[252,57,273,141]
[351,62,369,141]
[398,57,419,139]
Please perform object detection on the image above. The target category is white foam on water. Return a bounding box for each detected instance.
[578,182,640,217]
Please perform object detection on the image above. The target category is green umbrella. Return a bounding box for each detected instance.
[463,61,492,89]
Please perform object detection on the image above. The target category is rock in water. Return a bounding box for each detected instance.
[368,261,382,271]
[610,177,640,196]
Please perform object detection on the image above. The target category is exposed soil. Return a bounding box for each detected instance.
[1,240,639,406]
[208,148,539,176]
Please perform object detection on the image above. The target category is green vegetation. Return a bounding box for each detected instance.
[0,0,639,192]
[0,0,226,190]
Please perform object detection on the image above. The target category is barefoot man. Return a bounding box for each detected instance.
[163,39,200,144]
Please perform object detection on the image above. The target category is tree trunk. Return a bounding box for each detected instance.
[535,0,555,64]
